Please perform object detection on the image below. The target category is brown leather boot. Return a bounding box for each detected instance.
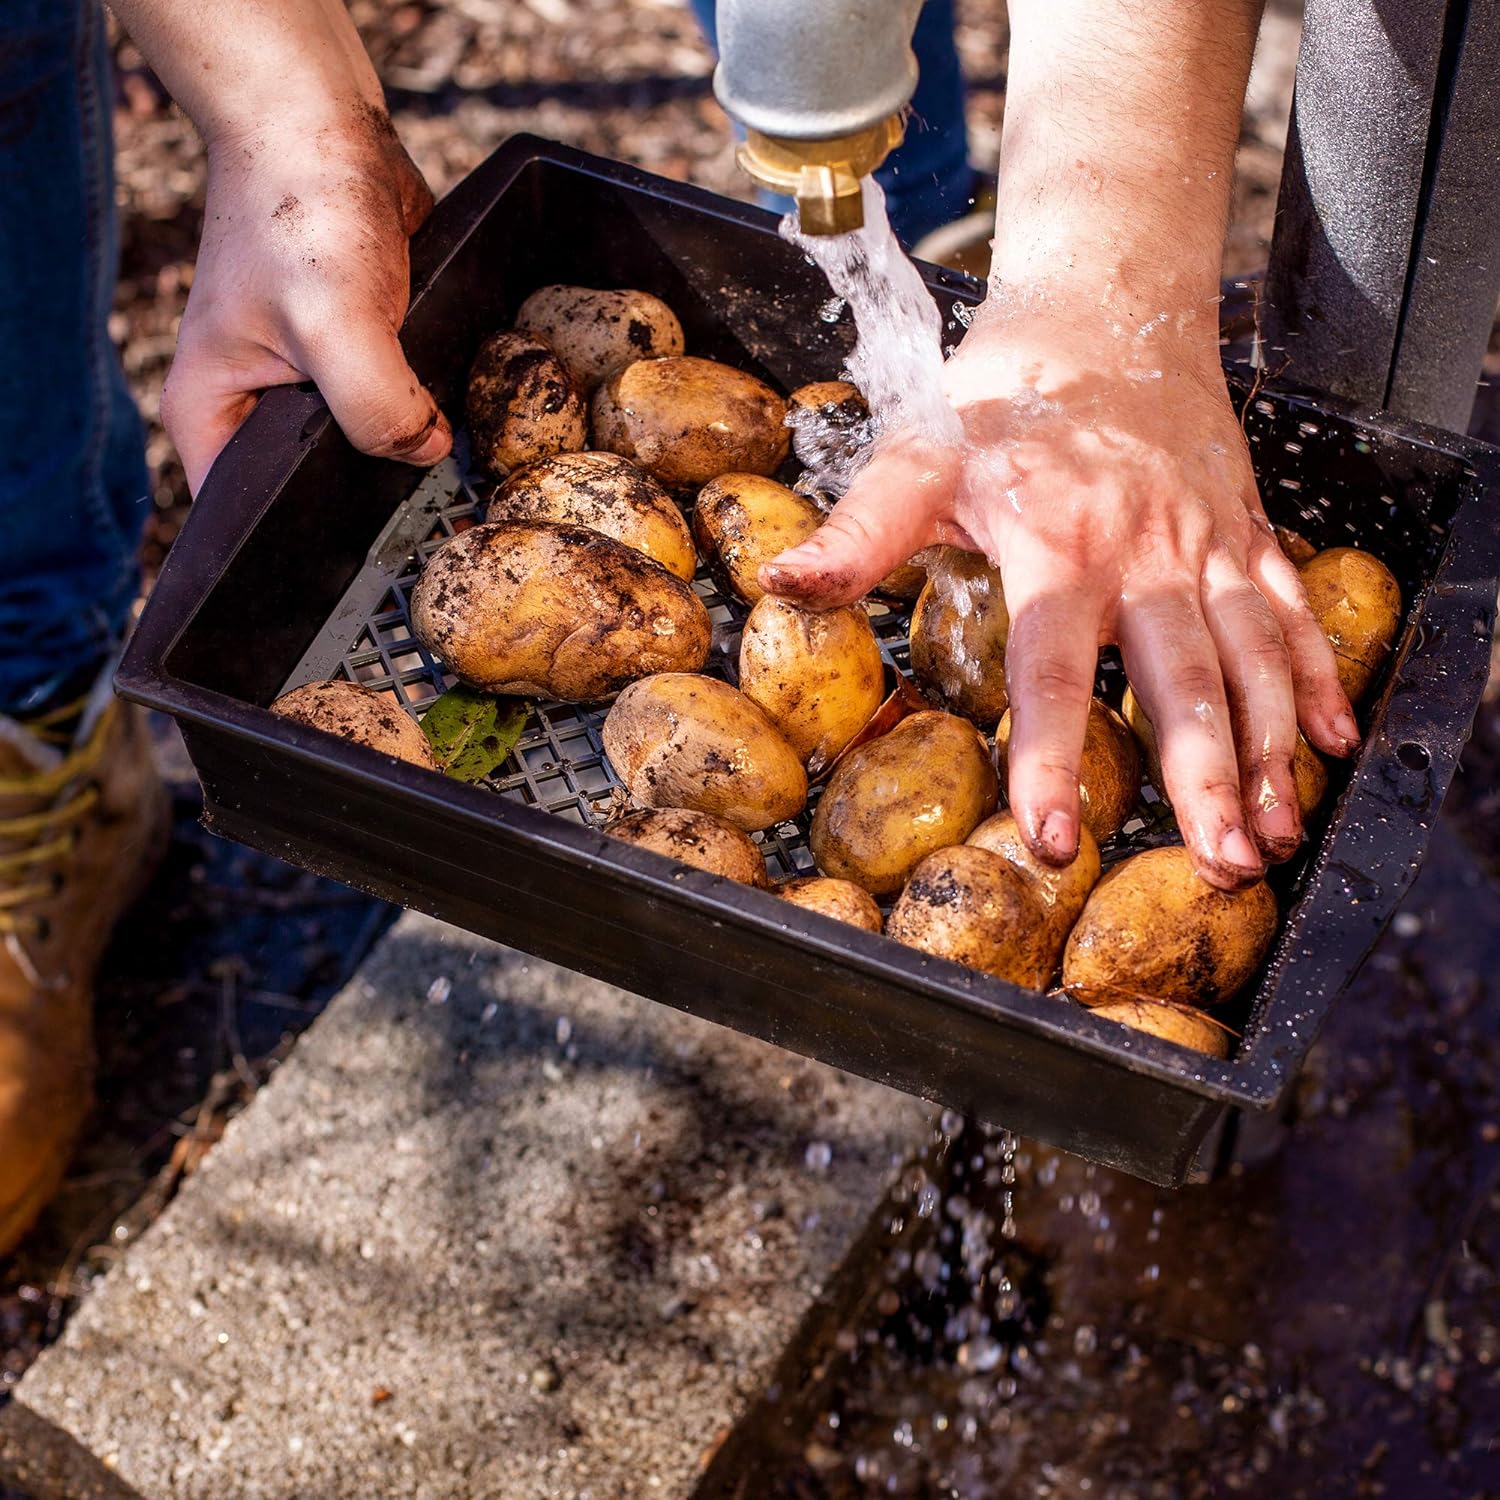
[0,688,170,1256]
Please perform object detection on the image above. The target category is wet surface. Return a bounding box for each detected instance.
[713,802,1500,1498]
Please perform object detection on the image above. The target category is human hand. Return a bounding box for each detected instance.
[162,106,450,494]
[761,289,1360,891]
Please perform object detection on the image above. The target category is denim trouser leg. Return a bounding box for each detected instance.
[0,0,148,717]
[691,0,971,247]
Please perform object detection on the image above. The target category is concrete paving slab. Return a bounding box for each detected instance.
[0,913,929,1500]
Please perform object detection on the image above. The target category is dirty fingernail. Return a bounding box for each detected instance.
[1333,710,1361,748]
[1039,810,1077,862]
[1257,798,1298,846]
[1219,826,1262,873]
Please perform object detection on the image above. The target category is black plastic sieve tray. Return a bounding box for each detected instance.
[117,136,1500,1186]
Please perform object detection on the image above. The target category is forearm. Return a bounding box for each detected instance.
[109,0,384,146]
[988,0,1262,320]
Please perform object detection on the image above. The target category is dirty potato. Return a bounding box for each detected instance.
[271,680,438,770]
[1299,546,1402,704]
[1062,845,1278,1007]
[738,596,885,771]
[1120,686,1163,796]
[995,698,1141,843]
[1274,524,1318,565]
[887,845,1054,989]
[602,674,808,832]
[967,811,1101,965]
[592,356,790,489]
[810,710,999,898]
[693,474,822,604]
[908,549,1011,726]
[466,331,587,475]
[606,807,767,887]
[410,521,710,700]
[785,379,872,477]
[515,285,684,392]
[777,876,883,933]
[874,558,929,603]
[487,452,696,581]
[1080,997,1231,1059]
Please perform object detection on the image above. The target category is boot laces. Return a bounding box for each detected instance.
[0,696,112,941]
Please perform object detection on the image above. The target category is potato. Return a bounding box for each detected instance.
[592,356,790,489]
[466,331,587,475]
[967,811,1101,964]
[738,596,885,771]
[874,559,928,602]
[411,521,710,700]
[1120,686,1163,795]
[994,698,1140,843]
[602,673,808,832]
[777,875,883,933]
[1080,997,1231,1059]
[693,474,822,604]
[515,285,684,392]
[271,680,437,770]
[908,548,1010,726]
[1274,524,1317,565]
[1299,546,1402,704]
[1062,845,1278,1007]
[487,452,696,581]
[785,379,871,477]
[606,807,767,887]
[810,710,999,897]
[887,846,1053,989]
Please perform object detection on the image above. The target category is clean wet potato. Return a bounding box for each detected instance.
[693,474,823,604]
[1080,996,1231,1059]
[606,807,767,887]
[777,875,883,933]
[996,698,1141,843]
[271,680,437,771]
[466,330,587,475]
[738,596,886,771]
[785,379,871,475]
[908,548,1011,726]
[810,710,999,898]
[411,521,710,700]
[592,356,790,490]
[1062,845,1278,1007]
[515,285,684,392]
[602,673,808,832]
[487,451,697,581]
[1299,545,1402,704]
[887,845,1053,989]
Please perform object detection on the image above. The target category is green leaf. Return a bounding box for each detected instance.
[420,685,530,782]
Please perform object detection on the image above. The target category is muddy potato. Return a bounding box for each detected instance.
[466,331,587,475]
[693,474,822,604]
[1062,845,1278,1007]
[411,521,710,700]
[777,876,883,933]
[487,452,696,581]
[1299,546,1402,704]
[785,379,872,475]
[874,558,928,602]
[995,698,1141,844]
[592,356,790,490]
[810,710,999,898]
[515,285,685,392]
[967,811,1101,962]
[738,596,885,770]
[271,680,437,770]
[1080,997,1231,1059]
[908,549,1011,726]
[887,846,1054,989]
[602,674,807,832]
[607,807,767,887]
[1274,524,1318,565]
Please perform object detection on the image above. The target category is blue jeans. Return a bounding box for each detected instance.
[691,0,971,247]
[0,0,148,718]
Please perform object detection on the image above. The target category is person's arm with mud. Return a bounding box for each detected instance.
[111,0,451,493]
[764,0,1358,891]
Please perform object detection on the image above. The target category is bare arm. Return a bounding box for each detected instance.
[766,0,1356,890]
[111,0,451,491]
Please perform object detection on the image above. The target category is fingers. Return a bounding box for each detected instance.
[760,434,957,608]
[1118,588,1265,891]
[1201,545,1301,861]
[1001,576,1105,866]
[161,356,265,497]
[1245,528,1360,757]
[297,318,452,469]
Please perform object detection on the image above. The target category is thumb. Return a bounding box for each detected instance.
[301,317,452,468]
[759,436,957,608]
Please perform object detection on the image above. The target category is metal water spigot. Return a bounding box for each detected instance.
[711,0,923,234]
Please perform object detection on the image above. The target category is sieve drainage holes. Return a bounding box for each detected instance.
[1397,741,1431,771]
